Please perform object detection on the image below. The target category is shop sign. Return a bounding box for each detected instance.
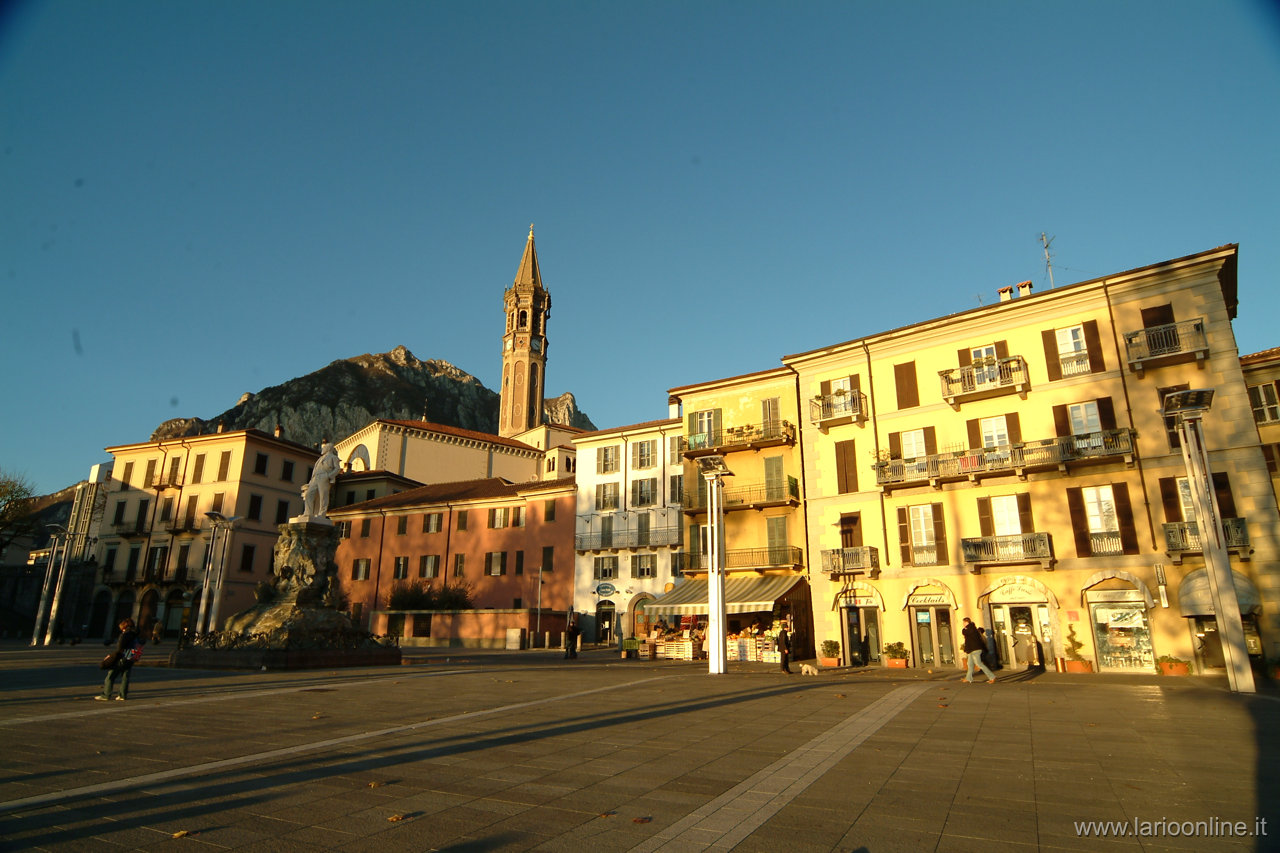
[1086,589,1144,603]
[596,582,617,597]
[988,582,1046,604]
[847,595,876,608]
[908,593,949,606]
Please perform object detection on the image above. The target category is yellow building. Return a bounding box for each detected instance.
[785,243,1278,673]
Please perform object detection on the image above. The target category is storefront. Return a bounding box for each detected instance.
[901,580,957,668]
[1177,568,1265,669]
[1082,570,1154,671]
[980,575,1059,671]
[833,582,883,666]
[645,575,811,661]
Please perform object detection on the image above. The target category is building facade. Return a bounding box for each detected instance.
[571,418,686,644]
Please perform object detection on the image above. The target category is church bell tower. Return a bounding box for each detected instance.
[499,225,550,438]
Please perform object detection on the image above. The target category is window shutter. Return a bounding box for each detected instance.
[1053,405,1070,438]
[957,348,972,368]
[897,508,911,565]
[1141,304,1175,328]
[1264,444,1279,474]
[1006,413,1022,446]
[1066,488,1091,556]
[1158,477,1182,523]
[849,375,861,392]
[1097,397,1117,431]
[888,432,902,460]
[835,440,857,494]
[931,503,948,563]
[1212,472,1237,519]
[977,498,993,537]
[966,419,982,450]
[820,380,831,397]
[1017,493,1034,532]
[1042,329,1062,381]
[1114,483,1139,555]
[995,340,1010,360]
[894,363,919,409]
[712,409,723,438]
[923,426,937,456]
[1083,320,1106,373]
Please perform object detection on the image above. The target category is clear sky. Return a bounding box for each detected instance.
[3,0,1279,496]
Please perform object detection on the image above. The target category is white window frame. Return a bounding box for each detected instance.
[1056,325,1091,377]
[1249,384,1280,424]
[1082,485,1119,533]
[597,446,620,474]
[633,440,656,470]
[596,482,620,511]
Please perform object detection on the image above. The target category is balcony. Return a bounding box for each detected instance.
[875,428,1135,490]
[677,545,804,573]
[1123,319,1209,376]
[938,356,1029,409]
[682,477,800,513]
[809,390,868,429]
[110,520,149,537]
[1163,518,1250,563]
[167,517,204,536]
[961,532,1054,572]
[149,472,184,490]
[575,526,683,552]
[902,544,944,567]
[821,546,880,579]
[162,565,192,584]
[683,420,796,458]
[1088,531,1124,557]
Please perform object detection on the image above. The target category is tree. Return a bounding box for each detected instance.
[0,470,38,557]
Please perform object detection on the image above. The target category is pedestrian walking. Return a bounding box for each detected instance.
[564,617,579,659]
[97,617,143,701]
[962,617,996,683]
[778,625,792,674]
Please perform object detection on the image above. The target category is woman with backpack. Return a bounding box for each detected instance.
[97,617,143,701]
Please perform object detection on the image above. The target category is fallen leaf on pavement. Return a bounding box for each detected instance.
[388,814,407,822]
[172,830,191,838]
[633,817,652,824]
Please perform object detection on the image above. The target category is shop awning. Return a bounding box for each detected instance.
[645,575,805,616]
[1177,569,1262,616]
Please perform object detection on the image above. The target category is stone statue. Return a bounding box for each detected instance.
[300,440,341,522]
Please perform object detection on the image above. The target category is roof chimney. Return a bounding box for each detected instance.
[274,423,284,439]
[1016,280,1033,298]
[998,286,1014,302]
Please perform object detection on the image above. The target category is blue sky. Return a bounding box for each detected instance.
[3,0,1279,495]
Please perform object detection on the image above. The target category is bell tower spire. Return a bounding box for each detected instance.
[499,224,550,438]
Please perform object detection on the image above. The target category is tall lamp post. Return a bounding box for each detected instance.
[30,524,69,645]
[698,455,733,675]
[1163,390,1255,693]
[43,523,75,645]
[535,564,546,648]
[195,512,239,634]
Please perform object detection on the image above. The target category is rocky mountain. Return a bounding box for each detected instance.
[151,345,595,447]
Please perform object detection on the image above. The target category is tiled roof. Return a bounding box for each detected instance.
[329,475,575,514]
[1241,347,1280,365]
[574,418,681,439]
[378,420,538,452]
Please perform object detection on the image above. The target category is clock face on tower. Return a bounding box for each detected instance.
[531,338,542,353]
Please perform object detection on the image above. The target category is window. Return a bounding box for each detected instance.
[360,518,371,538]
[894,362,920,409]
[118,461,134,490]
[144,459,157,489]
[1055,325,1090,377]
[514,550,524,575]
[988,495,1023,536]
[597,446,620,474]
[336,521,351,539]
[275,500,290,525]
[191,454,205,484]
[632,440,656,470]
[1068,401,1101,435]
[184,496,198,528]
[126,546,141,580]
[631,554,656,579]
[671,551,686,578]
[352,558,370,581]
[1159,384,1189,449]
[456,510,469,531]
[396,516,408,535]
[136,499,149,527]
[900,428,928,459]
[453,553,466,577]
[512,506,525,528]
[979,416,1009,449]
[690,409,720,448]
[669,435,683,465]
[543,500,556,522]
[486,552,507,576]
[593,556,619,580]
[762,397,781,431]
[217,451,231,481]
[596,482,620,510]
[176,543,191,572]
[632,478,657,506]
[489,507,510,529]
[419,555,439,579]
[247,494,263,522]
[281,460,295,482]
[392,556,409,579]
[670,475,684,503]
[168,456,182,486]
[160,497,173,523]
[835,440,858,494]
[366,489,375,501]
[240,544,256,573]
[897,504,946,566]
[547,457,556,472]
[423,512,443,533]
[542,546,554,572]
[211,493,225,514]
[839,514,862,548]
[1080,485,1122,556]
[103,546,118,574]
[254,453,269,475]
[1249,384,1280,424]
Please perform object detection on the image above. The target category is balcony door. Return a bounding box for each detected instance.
[971,344,999,388]
[1069,401,1103,452]
[767,517,789,565]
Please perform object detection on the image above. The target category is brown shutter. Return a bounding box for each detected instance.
[820,380,831,397]
[1141,304,1175,328]
[967,419,982,450]
[888,432,902,460]
[1083,320,1106,373]
[931,504,948,564]
[977,498,993,537]
[835,440,857,494]
[1017,493,1034,532]
[1043,329,1062,381]
[894,362,919,409]
[1264,444,1278,474]
[1114,483,1139,555]
[1212,472,1237,519]
[957,348,972,368]
[1053,404,1070,438]
[897,508,911,565]
[923,426,937,456]
[1066,488,1091,557]
[995,340,1010,359]
[1097,397,1117,431]
[849,375,861,392]
[1006,413,1022,446]
[1158,477,1182,523]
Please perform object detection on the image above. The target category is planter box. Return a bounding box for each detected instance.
[886,658,908,668]
[1158,660,1190,676]
[1063,659,1093,673]
[819,657,840,668]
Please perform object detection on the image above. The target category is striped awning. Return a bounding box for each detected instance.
[645,575,805,616]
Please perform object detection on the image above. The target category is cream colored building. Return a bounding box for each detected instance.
[785,244,1278,673]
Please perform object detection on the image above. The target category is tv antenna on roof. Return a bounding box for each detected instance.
[1041,232,1056,288]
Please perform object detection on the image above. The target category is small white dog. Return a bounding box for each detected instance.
[799,663,819,676]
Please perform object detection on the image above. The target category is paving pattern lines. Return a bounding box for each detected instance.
[623,682,932,852]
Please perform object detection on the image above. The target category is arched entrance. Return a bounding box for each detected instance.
[900,579,958,667]
[164,590,188,636]
[595,600,616,645]
[139,589,160,634]
[629,594,655,639]
[1082,570,1154,671]
[112,591,135,630]
[979,575,1059,671]
[1177,569,1264,669]
[834,582,884,666]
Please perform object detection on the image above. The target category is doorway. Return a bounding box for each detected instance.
[990,603,1050,670]
[910,606,956,666]
[842,605,881,666]
[596,600,616,645]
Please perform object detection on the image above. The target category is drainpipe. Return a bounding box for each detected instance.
[1102,278,1157,551]
[371,509,388,632]
[863,340,890,565]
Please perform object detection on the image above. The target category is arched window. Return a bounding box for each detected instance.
[518,310,528,329]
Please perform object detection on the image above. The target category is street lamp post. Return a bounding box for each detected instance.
[535,565,545,647]
[206,513,239,633]
[30,525,67,645]
[195,512,239,634]
[43,523,75,645]
[699,455,733,675]
[1163,390,1255,694]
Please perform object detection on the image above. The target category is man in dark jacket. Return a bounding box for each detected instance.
[778,626,792,674]
[962,617,996,684]
[97,617,142,701]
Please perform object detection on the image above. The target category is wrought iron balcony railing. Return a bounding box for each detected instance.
[961,532,1053,571]
[902,544,943,567]
[875,428,1134,487]
[809,390,867,427]
[684,420,797,456]
[822,546,880,578]
[575,526,684,551]
[1123,319,1209,374]
[110,520,149,537]
[1089,531,1124,556]
[677,545,804,573]
[149,472,183,490]
[1163,518,1250,562]
[682,477,800,512]
[939,356,1029,406]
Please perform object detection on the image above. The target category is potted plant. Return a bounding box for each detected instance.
[1156,654,1191,676]
[883,641,910,668]
[819,639,841,668]
[1062,624,1094,673]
